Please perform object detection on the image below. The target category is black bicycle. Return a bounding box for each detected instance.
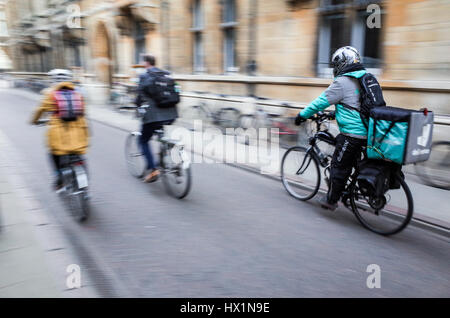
[281,112,414,235]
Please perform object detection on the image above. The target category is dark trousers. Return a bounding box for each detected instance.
[50,154,87,179]
[328,134,366,204]
[140,120,173,170]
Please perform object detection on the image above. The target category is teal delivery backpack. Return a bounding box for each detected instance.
[367,106,434,165]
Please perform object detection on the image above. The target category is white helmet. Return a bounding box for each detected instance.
[48,69,73,83]
[331,46,361,77]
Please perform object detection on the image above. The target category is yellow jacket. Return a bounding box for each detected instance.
[31,82,89,156]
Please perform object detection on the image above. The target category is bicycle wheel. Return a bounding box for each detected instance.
[160,145,192,199]
[239,114,256,129]
[65,174,89,222]
[217,108,241,129]
[270,116,298,149]
[351,174,414,235]
[125,132,147,178]
[281,146,321,201]
[182,105,209,129]
[414,141,450,190]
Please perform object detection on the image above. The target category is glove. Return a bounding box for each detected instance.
[295,114,307,126]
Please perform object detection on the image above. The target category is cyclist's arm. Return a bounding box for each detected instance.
[299,80,343,119]
[30,92,54,124]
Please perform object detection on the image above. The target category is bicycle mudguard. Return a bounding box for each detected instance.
[73,165,88,189]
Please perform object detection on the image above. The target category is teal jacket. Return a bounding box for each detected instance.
[300,70,368,138]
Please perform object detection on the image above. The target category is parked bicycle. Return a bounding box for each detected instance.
[110,82,137,112]
[182,92,241,131]
[280,112,414,236]
[125,108,192,199]
[414,140,450,190]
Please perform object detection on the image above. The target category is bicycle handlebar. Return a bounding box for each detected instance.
[35,119,49,126]
[312,111,335,121]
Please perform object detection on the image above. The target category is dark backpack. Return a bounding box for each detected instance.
[147,72,180,108]
[53,89,84,122]
[355,73,386,119]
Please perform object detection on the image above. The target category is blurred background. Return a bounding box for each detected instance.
[0,0,449,108]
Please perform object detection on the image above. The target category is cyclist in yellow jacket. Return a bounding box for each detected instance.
[31,69,89,190]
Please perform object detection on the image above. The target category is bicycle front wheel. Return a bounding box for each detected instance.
[351,174,414,236]
[125,133,147,178]
[281,146,321,201]
[161,145,192,199]
[414,141,450,190]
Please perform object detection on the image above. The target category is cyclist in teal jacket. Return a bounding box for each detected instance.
[295,46,371,211]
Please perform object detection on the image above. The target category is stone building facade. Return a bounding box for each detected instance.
[4,0,450,115]
[0,0,12,71]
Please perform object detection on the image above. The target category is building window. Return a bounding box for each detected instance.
[317,0,383,77]
[0,11,8,37]
[190,0,204,73]
[221,0,238,73]
[133,21,146,64]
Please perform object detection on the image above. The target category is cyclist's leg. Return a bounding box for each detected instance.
[50,153,63,189]
[139,123,156,171]
[328,134,365,204]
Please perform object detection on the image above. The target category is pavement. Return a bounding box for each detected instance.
[0,128,97,297]
[0,87,449,297]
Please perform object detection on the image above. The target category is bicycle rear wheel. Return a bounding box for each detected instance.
[65,173,89,222]
[414,141,450,190]
[281,146,321,201]
[350,174,414,235]
[125,133,147,178]
[161,145,192,199]
[182,105,209,129]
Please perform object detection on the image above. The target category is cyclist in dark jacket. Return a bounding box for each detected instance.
[295,46,371,211]
[135,54,178,183]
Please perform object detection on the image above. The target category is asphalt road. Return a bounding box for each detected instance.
[0,89,449,297]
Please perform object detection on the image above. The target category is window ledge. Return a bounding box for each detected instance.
[189,27,204,32]
[220,22,238,28]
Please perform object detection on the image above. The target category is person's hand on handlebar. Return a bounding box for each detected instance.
[295,114,307,126]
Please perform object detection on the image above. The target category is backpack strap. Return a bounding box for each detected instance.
[340,102,369,129]
[368,120,396,160]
